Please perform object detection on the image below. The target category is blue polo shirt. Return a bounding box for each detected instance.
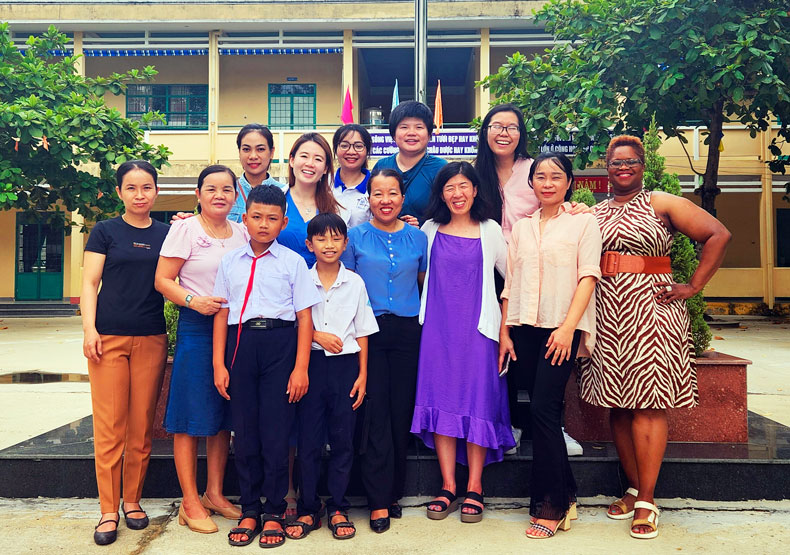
[227,173,287,224]
[372,153,446,224]
[340,221,428,317]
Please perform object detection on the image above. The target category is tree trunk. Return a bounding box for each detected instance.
[696,101,724,216]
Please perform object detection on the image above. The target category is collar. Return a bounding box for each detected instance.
[309,261,349,289]
[333,168,370,194]
[242,239,282,259]
[240,172,273,190]
[528,201,573,220]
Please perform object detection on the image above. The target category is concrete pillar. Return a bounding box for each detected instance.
[478,28,491,118]
[759,129,775,308]
[208,30,220,164]
[342,29,356,122]
[69,32,85,303]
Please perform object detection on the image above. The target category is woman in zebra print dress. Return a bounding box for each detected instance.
[579,135,730,539]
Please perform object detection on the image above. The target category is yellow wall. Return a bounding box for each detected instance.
[219,54,343,128]
[0,211,16,298]
[88,56,209,116]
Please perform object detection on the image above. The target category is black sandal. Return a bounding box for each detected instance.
[460,491,484,523]
[228,511,262,547]
[94,515,119,546]
[122,506,149,530]
[328,510,356,540]
[259,513,286,548]
[284,512,321,540]
[426,489,459,520]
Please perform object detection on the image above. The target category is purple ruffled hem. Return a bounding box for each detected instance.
[410,406,516,466]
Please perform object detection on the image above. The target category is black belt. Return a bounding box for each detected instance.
[242,318,295,330]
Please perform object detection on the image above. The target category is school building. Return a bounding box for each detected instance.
[1,0,788,308]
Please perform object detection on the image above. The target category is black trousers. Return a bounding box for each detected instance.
[359,315,420,510]
[227,325,296,516]
[296,351,359,515]
[510,324,581,520]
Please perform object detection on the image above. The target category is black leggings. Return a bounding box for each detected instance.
[510,324,581,520]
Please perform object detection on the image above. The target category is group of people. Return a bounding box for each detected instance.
[81,100,731,547]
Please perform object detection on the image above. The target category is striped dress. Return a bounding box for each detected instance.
[579,190,698,409]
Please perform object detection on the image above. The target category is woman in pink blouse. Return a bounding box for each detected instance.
[499,153,602,539]
[155,165,247,533]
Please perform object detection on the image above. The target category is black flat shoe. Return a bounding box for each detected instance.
[369,516,390,533]
[94,516,119,546]
[123,507,149,530]
[388,503,403,519]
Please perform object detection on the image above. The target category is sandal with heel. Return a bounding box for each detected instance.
[426,489,458,520]
[460,491,484,523]
[525,511,571,539]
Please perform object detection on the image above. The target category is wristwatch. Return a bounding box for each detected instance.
[185,294,194,308]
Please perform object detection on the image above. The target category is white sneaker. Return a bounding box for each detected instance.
[563,427,583,456]
[505,426,522,455]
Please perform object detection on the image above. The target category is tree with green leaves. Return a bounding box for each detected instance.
[0,24,170,227]
[479,0,790,214]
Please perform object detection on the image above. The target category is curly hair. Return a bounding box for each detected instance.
[605,135,645,164]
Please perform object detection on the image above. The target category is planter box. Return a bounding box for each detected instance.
[564,351,751,443]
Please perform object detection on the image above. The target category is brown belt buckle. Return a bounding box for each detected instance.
[601,251,620,277]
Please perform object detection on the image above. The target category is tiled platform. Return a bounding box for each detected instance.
[1,411,787,501]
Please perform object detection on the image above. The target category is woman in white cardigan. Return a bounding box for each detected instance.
[410,162,515,524]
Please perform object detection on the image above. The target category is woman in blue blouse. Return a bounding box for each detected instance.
[340,168,428,534]
[278,132,344,265]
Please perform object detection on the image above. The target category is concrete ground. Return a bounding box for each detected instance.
[1,497,789,554]
[0,315,788,553]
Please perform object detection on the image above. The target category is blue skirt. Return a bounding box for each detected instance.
[164,307,231,436]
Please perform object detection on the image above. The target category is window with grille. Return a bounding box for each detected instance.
[268,84,316,130]
[126,84,208,129]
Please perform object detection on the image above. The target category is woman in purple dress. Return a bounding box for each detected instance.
[411,162,514,524]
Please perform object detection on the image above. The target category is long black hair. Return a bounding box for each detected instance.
[116,160,158,188]
[424,162,491,225]
[473,103,530,223]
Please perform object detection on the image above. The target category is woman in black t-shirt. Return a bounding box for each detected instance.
[81,160,170,546]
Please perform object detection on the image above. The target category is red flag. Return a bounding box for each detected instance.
[341,86,354,124]
[433,80,443,134]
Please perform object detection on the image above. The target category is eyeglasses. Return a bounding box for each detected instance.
[338,141,366,153]
[488,124,520,135]
[607,158,643,168]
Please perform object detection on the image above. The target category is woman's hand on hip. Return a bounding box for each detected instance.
[189,296,227,316]
[545,325,574,366]
[83,328,103,362]
[654,282,696,304]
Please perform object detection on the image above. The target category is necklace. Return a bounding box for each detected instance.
[200,215,230,247]
[121,213,151,228]
[291,191,316,218]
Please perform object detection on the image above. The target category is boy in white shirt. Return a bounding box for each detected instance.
[285,213,379,541]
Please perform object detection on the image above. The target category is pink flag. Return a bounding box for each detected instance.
[341,86,354,124]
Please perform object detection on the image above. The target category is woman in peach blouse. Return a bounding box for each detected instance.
[498,152,602,539]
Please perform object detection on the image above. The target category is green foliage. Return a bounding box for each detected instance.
[570,185,596,207]
[643,117,711,355]
[478,0,790,210]
[0,24,171,228]
[164,301,179,357]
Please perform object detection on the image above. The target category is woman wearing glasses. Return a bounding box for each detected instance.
[580,135,730,539]
[473,104,536,240]
[332,124,373,228]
